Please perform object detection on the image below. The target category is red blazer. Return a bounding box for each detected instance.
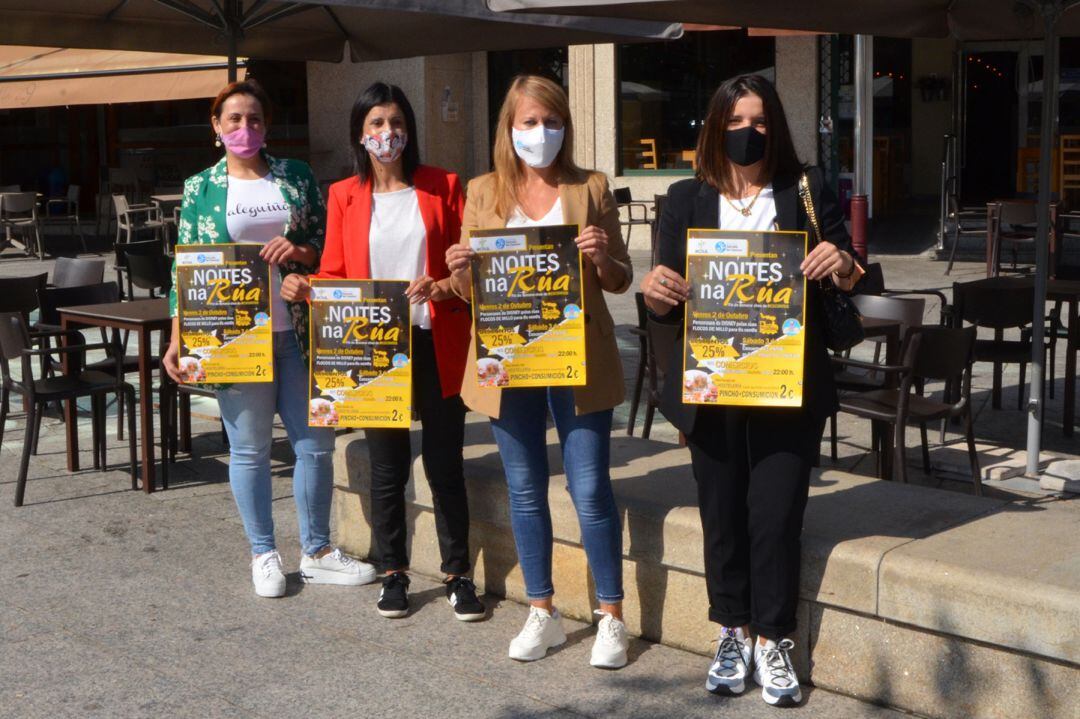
[317,165,471,398]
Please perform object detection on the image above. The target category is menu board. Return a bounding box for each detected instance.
[175,243,273,383]
[308,279,411,428]
[468,224,586,388]
[682,229,807,407]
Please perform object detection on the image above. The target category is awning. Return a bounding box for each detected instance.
[0,46,239,110]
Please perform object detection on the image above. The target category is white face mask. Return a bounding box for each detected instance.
[511,125,564,168]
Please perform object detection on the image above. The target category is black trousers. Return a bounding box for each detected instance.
[686,407,825,639]
[365,328,470,575]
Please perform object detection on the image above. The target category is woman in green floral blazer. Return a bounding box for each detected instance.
[163,80,376,598]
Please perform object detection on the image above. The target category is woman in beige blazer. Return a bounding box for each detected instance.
[446,75,633,669]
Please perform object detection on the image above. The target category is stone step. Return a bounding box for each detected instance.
[331,418,1080,719]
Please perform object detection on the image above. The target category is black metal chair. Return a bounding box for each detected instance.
[44,185,87,254]
[952,279,1040,410]
[159,379,229,490]
[37,282,164,443]
[943,176,987,275]
[51,256,106,289]
[117,239,172,299]
[829,294,926,461]
[834,325,981,494]
[613,187,652,252]
[0,311,137,506]
[0,274,48,323]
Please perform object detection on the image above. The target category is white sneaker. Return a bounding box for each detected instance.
[299,547,376,586]
[251,550,286,598]
[508,606,566,662]
[706,626,752,695]
[753,638,802,707]
[590,611,629,669]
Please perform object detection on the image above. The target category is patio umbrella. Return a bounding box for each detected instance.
[492,0,1079,480]
[0,1,682,81]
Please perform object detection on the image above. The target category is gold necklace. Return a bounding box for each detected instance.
[724,185,764,217]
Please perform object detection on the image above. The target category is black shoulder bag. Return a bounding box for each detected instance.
[798,173,864,352]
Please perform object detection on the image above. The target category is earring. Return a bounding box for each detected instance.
[214,135,222,148]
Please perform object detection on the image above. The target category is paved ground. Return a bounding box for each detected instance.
[0,221,1072,718]
[1,413,912,719]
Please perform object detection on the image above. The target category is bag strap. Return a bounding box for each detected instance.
[798,173,824,248]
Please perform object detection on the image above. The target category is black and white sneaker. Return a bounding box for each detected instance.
[445,576,485,622]
[753,638,802,707]
[377,572,410,618]
[706,626,752,695]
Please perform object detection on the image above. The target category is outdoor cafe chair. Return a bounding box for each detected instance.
[988,201,1037,277]
[0,311,137,507]
[829,294,925,461]
[112,193,165,250]
[159,379,229,490]
[627,300,681,440]
[834,325,981,494]
[1,192,44,260]
[120,240,173,299]
[51,256,105,289]
[613,187,652,252]
[943,176,987,276]
[44,185,87,254]
[36,282,160,445]
[0,273,48,324]
[952,279,1041,410]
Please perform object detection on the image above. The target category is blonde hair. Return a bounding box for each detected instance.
[492,75,585,218]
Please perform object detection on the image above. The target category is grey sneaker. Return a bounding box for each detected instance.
[753,638,802,707]
[706,626,752,694]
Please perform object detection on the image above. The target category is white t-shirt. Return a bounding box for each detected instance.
[370,187,429,329]
[507,197,563,228]
[225,174,292,332]
[719,184,777,231]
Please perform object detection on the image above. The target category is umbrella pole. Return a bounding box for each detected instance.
[1025,3,1061,478]
[227,0,239,83]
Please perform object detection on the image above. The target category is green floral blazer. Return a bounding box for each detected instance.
[168,153,326,364]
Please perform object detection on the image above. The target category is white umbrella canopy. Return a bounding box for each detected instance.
[492,0,1080,480]
[0,1,682,68]
[487,0,1079,39]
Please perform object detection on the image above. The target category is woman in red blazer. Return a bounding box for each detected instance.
[282,82,480,622]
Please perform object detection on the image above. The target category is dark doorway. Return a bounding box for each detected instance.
[962,50,1018,203]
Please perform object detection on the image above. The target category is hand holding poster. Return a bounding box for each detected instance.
[309,279,411,428]
[469,225,586,388]
[682,229,807,407]
[176,243,273,383]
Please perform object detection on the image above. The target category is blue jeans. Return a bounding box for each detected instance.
[489,387,623,603]
[217,331,335,556]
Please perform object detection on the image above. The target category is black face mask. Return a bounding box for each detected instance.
[725,126,767,167]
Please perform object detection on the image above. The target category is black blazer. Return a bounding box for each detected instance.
[652,166,855,435]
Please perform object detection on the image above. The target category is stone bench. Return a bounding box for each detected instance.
[332,419,1079,719]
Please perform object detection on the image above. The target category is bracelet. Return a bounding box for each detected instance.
[835,252,857,280]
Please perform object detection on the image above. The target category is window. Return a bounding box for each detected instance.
[619,30,775,174]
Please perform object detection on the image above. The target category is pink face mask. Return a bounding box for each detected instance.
[220,126,265,159]
[363,130,407,163]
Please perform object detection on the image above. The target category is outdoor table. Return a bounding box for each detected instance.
[57,299,172,493]
[858,316,903,480]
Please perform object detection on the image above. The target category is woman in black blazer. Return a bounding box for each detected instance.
[640,74,862,708]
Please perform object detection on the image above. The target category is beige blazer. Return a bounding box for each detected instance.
[453,170,632,419]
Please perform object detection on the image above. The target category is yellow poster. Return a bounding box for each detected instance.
[682,229,807,407]
[176,243,273,383]
[468,224,586,388]
[308,279,411,429]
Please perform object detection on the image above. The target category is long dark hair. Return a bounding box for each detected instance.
[349,82,420,184]
[695,74,802,196]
